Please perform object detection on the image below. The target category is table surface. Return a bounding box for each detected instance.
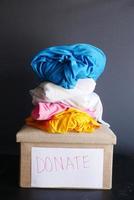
[0,154,134,200]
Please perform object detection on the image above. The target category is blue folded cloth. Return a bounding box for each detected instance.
[31,43,106,89]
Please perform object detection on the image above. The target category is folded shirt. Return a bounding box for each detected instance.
[26,108,100,134]
[30,89,109,126]
[31,43,106,89]
[31,102,96,120]
[31,102,70,120]
[30,78,96,104]
[30,79,96,109]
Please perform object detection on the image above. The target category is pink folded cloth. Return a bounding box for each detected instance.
[31,102,70,120]
[31,102,95,120]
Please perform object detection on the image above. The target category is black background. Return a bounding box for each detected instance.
[0,0,134,155]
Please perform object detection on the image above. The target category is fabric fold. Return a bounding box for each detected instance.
[30,78,96,104]
[26,108,100,134]
[31,102,69,120]
[31,43,106,88]
[30,80,107,125]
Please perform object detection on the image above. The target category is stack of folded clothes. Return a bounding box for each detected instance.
[26,43,109,134]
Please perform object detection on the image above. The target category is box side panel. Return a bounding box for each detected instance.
[103,145,113,189]
[19,142,114,189]
[20,143,31,187]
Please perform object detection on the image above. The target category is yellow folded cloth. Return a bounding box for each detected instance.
[26,108,100,134]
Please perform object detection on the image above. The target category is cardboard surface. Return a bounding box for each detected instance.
[16,125,116,145]
[17,125,116,189]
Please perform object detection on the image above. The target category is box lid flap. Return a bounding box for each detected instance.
[16,125,116,145]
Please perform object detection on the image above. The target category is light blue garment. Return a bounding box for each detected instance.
[31,43,106,89]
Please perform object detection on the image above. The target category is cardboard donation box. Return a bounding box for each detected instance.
[16,125,116,189]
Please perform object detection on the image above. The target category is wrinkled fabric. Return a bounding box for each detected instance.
[85,93,110,127]
[31,102,69,120]
[31,102,96,120]
[30,78,96,104]
[31,43,106,88]
[26,108,100,133]
[30,84,109,126]
[30,80,102,115]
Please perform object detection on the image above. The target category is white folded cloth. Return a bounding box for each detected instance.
[30,79,109,126]
[30,78,96,102]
